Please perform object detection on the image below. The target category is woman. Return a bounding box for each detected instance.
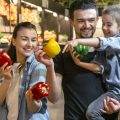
[0,22,50,120]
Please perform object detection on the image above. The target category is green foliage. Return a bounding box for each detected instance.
[54,0,119,8]
[54,0,74,8]
[0,32,4,39]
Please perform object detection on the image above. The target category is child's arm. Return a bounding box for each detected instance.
[67,38,100,49]
[101,96,120,114]
[67,36,120,51]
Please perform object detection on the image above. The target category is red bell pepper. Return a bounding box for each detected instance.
[31,82,49,101]
[0,49,12,67]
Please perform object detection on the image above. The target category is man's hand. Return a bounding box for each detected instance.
[68,45,81,66]
[101,96,120,114]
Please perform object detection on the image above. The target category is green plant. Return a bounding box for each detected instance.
[54,0,119,8]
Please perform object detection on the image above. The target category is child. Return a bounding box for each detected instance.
[0,22,50,120]
[67,4,120,120]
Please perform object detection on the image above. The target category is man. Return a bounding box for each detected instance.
[35,1,117,119]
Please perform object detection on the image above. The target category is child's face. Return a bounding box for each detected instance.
[102,14,119,37]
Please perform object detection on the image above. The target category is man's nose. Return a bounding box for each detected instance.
[84,21,90,28]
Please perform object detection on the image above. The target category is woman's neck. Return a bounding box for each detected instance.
[16,55,26,64]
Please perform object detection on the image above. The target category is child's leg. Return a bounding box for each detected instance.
[86,91,119,120]
[118,111,120,120]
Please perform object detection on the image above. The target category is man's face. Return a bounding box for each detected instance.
[71,9,98,38]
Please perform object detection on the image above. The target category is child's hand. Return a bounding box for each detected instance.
[0,62,13,81]
[101,96,120,114]
[68,39,79,47]
[62,40,79,53]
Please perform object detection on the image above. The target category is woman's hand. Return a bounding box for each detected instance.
[25,88,41,113]
[0,63,13,81]
[34,45,54,68]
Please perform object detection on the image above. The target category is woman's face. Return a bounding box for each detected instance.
[102,14,120,37]
[13,28,37,61]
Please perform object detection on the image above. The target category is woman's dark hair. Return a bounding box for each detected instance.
[69,0,98,20]
[7,22,37,64]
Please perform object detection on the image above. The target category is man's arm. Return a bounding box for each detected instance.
[69,45,101,73]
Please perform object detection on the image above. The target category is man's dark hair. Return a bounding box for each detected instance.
[69,0,98,20]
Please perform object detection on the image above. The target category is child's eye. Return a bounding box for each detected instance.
[107,24,112,27]
[22,39,28,41]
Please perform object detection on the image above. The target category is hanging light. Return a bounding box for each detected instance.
[65,16,69,21]
[37,7,42,12]
[10,0,18,4]
[53,12,58,17]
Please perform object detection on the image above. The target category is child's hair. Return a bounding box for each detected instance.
[102,4,120,27]
[7,22,37,63]
[69,0,98,20]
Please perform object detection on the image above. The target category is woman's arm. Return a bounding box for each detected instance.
[0,63,13,105]
[34,45,62,103]
[25,89,42,113]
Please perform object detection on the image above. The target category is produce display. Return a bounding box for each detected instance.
[0,49,12,67]
[31,82,49,101]
[44,30,56,41]
[0,32,11,44]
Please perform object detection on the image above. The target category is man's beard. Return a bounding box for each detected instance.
[76,29,95,38]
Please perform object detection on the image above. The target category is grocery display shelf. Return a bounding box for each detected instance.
[0,43,9,50]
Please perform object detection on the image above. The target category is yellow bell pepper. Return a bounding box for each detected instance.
[43,39,61,58]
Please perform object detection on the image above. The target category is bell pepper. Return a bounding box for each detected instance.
[43,39,61,58]
[0,49,12,67]
[75,44,89,56]
[81,45,89,56]
[31,82,49,101]
[75,44,83,54]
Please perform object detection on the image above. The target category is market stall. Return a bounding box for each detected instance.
[0,0,72,49]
